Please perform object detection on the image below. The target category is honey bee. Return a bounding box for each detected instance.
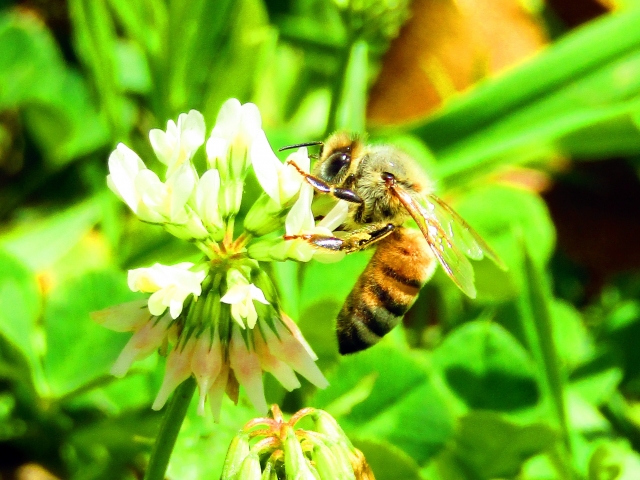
[281,133,504,354]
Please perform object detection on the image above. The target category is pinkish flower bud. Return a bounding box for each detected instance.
[110,314,172,378]
[152,337,196,410]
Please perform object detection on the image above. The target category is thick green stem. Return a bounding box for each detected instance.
[144,376,197,480]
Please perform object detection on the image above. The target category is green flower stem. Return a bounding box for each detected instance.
[144,376,197,480]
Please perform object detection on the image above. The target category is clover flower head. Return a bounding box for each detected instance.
[98,100,347,420]
[221,406,374,479]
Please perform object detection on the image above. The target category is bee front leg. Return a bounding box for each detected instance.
[287,160,363,204]
[285,223,396,254]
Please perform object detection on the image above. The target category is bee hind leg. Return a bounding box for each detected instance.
[285,223,396,254]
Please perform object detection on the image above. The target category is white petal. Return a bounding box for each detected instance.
[208,364,229,422]
[239,103,262,140]
[205,137,229,169]
[166,162,197,221]
[220,284,250,305]
[251,131,282,203]
[285,183,314,235]
[211,98,242,139]
[194,169,222,229]
[149,128,172,166]
[107,144,146,212]
[279,148,308,203]
[249,284,269,305]
[179,110,206,153]
[245,303,258,329]
[135,169,167,213]
[317,200,349,231]
[110,314,171,377]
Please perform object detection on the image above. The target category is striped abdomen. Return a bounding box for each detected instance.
[336,228,436,354]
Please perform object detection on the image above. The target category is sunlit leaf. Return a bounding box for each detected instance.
[433,320,540,411]
[312,346,456,463]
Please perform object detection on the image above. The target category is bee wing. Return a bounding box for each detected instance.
[390,185,478,298]
[426,194,506,270]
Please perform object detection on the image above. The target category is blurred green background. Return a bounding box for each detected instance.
[2,0,640,478]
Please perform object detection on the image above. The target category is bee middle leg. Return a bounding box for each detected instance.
[287,160,363,204]
[285,222,396,254]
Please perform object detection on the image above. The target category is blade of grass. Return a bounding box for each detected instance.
[517,237,573,478]
[69,0,125,137]
[408,9,640,185]
[334,39,368,134]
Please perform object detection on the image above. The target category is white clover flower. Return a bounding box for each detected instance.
[99,103,335,425]
[149,110,205,178]
[252,143,310,209]
[220,269,269,329]
[128,262,206,319]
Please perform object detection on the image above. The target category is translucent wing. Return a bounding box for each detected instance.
[389,186,505,298]
[426,194,506,270]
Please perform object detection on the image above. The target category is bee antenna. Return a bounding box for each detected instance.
[278,141,324,152]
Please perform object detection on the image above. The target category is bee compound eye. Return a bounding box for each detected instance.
[324,152,351,179]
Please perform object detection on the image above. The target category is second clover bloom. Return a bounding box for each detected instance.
[96,99,340,421]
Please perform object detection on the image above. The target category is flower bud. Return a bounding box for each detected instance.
[243,194,289,237]
[284,427,317,480]
[313,410,353,447]
[218,179,244,219]
[235,452,262,480]
[261,461,278,480]
[221,432,251,480]
[313,441,353,480]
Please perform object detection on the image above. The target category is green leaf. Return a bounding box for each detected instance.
[0,198,103,272]
[67,409,160,480]
[0,11,109,166]
[0,250,42,383]
[454,184,556,271]
[312,346,456,463]
[434,411,557,480]
[569,349,623,407]
[353,438,422,480]
[589,441,640,480]
[551,300,593,370]
[42,269,140,398]
[433,321,539,411]
[167,395,256,479]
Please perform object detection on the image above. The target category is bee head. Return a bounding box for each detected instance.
[314,133,365,184]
